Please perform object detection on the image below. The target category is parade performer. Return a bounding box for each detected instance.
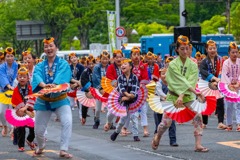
[199,40,227,129]
[220,42,240,131]
[31,37,73,158]
[144,51,160,81]
[104,49,123,131]
[152,35,208,152]
[110,59,140,141]
[131,47,150,137]
[0,47,18,137]
[11,67,35,152]
[68,52,84,110]
[79,57,96,125]
[92,50,110,129]
[154,63,178,147]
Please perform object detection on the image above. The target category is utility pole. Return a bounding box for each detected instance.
[115,0,121,49]
[226,0,230,34]
[179,0,186,26]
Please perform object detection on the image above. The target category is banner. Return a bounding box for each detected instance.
[107,11,116,53]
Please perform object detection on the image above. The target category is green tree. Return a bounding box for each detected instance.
[200,15,227,34]
[230,2,240,42]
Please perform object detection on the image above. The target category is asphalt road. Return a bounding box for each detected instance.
[0,107,240,160]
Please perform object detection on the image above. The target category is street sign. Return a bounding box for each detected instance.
[116,27,126,37]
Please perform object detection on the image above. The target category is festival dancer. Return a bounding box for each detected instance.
[11,67,35,152]
[152,35,208,152]
[68,52,84,110]
[0,47,18,137]
[80,57,96,125]
[144,51,160,81]
[199,40,227,129]
[110,59,140,141]
[221,42,240,131]
[32,37,73,158]
[92,50,110,129]
[130,47,150,137]
[154,62,178,147]
[104,49,123,131]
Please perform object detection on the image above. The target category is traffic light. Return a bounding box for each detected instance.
[182,9,188,18]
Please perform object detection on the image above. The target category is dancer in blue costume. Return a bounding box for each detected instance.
[0,47,18,137]
[32,37,73,159]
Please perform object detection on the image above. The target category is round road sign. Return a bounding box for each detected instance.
[116,27,126,37]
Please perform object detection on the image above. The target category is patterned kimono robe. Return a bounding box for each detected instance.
[117,73,139,107]
[221,58,240,84]
[106,63,122,84]
[0,62,18,92]
[144,63,160,81]
[132,61,149,84]
[31,56,72,111]
[200,55,222,82]
[166,57,198,103]
[12,84,35,111]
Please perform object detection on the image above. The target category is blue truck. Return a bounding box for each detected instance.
[122,34,234,58]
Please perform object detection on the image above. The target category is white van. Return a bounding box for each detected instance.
[40,50,90,60]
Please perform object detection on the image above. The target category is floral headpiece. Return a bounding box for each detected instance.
[18,67,29,75]
[0,51,4,59]
[146,51,155,59]
[195,51,202,60]
[131,46,141,53]
[177,35,189,45]
[36,58,43,64]
[113,49,122,54]
[206,40,216,47]
[88,54,94,60]
[43,37,55,44]
[229,42,238,49]
[22,51,31,56]
[121,58,132,65]
[100,50,110,58]
[166,56,174,63]
[69,52,76,57]
[222,56,228,60]
[5,47,14,55]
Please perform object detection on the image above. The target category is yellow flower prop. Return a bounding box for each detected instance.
[177,35,189,45]
[5,47,14,55]
[18,67,29,75]
[229,42,238,49]
[121,59,132,65]
[43,37,55,44]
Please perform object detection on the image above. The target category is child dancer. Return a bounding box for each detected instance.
[221,42,240,131]
[11,67,35,152]
[92,51,110,129]
[110,59,140,141]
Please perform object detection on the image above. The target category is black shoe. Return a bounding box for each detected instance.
[93,118,100,129]
[86,114,90,117]
[133,136,140,142]
[170,142,179,147]
[110,123,116,130]
[110,132,119,141]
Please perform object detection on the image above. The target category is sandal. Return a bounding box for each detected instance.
[32,148,44,157]
[1,126,8,137]
[59,151,73,159]
[143,132,150,137]
[81,118,86,125]
[18,147,25,152]
[236,125,240,132]
[194,147,209,152]
[26,140,36,150]
[104,123,111,132]
[225,126,233,131]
